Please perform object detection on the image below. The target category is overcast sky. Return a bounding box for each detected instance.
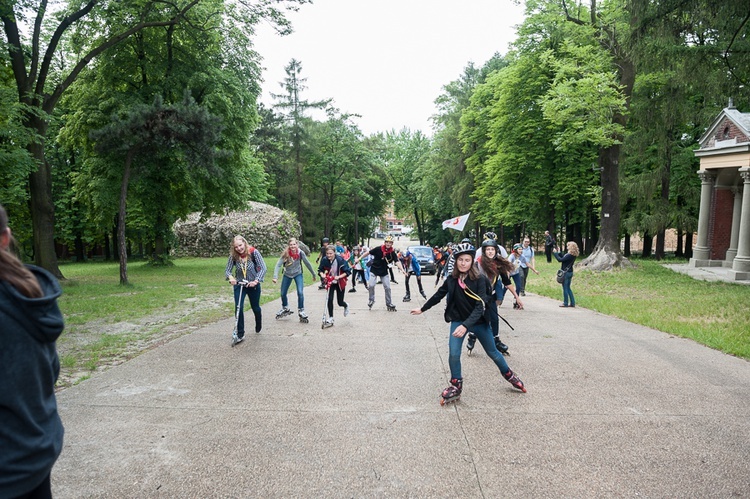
[252,0,526,136]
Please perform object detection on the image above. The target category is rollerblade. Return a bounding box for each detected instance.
[466,333,477,355]
[440,378,463,406]
[386,304,397,312]
[298,309,309,323]
[231,333,244,347]
[321,317,334,329]
[513,300,520,310]
[402,294,411,302]
[348,288,357,293]
[420,290,427,299]
[495,337,510,356]
[368,300,374,310]
[275,307,294,320]
[504,369,526,393]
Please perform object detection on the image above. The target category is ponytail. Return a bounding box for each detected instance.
[0,205,43,299]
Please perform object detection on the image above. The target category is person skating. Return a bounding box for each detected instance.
[272,237,316,323]
[401,248,426,301]
[518,237,538,296]
[347,245,368,293]
[315,237,330,289]
[467,239,523,356]
[508,243,537,306]
[410,242,527,405]
[358,235,405,311]
[225,235,267,344]
[0,205,65,499]
[318,245,353,327]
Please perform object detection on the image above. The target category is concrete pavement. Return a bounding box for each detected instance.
[52,279,750,497]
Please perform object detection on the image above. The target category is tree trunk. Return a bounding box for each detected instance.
[642,231,653,258]
[676,228,684,257]
[28,140,63,278]
[623,233,631,257]
[119,150,134,285]
[685,231,693,258]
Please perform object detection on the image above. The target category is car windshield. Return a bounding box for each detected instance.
[409,247,431,258]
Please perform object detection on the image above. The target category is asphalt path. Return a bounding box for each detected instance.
[52,278,750,497]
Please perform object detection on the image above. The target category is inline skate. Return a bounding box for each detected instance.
[495,337,510,356]
[504,369,526,393]
[275,307,294,320]
[386,304,397,312]
[440,378,463,406]
[298,309,309,323]
[466,333,477,355]
[402,294,411,302]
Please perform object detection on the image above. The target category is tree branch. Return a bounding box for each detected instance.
[2,13,29,96]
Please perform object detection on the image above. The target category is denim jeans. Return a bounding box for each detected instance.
[280,274,305,309]
[562,271,575,306]
[234,283,262,335]
[448,321,509,379]
[510,273,522,294]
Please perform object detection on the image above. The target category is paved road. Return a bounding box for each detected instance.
[53,280,750,497]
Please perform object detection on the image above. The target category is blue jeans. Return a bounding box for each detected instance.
[280,274,305,309]
[510,273,522,294]
[234,283,262,336]
[562,271,575,306]
[448,321,509,379]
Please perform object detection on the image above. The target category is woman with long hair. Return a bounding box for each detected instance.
[0,204,65,498]
[553,241,580,308]
[225,235,267,344]
[272,237,316,323]
[410,242,526,405]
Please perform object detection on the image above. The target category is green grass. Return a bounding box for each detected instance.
[532,258,750,359]
[56,257,317,387]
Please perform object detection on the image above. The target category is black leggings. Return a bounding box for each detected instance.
[327,284,347,316]
[351,269,367,288]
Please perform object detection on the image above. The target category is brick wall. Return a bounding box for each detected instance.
[713,118,750,143]
[709,188,734,260]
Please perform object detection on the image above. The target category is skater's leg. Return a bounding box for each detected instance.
[475,323,510,374]
[488,302,500,337]
[368,274,377,304]
[327,286,335,317]
[382,275,393,306]
[234,284,246,336]
[246,284,262,333]
[293,273,305,310]
[279,275,292,308]
[404,274,411,296]
[447,321,466,379]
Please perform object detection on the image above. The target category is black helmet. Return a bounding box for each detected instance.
[322,237,330,243]
[460,237,472,244]
[453,242,475,259]
[481,239,498,250]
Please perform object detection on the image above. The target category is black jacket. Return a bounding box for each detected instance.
[0,265,64,497]
[421,274,488,330]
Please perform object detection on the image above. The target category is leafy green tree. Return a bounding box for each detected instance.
[89,95,223,284]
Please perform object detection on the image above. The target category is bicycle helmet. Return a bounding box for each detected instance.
[384,235,394,242]
[512,243,522,251]
[481,239,499,250]
[322,237,330,243]
[453,242,475,259]
[483,231,497,241]
[461,238,472,244]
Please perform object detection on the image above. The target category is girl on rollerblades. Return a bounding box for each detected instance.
[409,242,526,404]
[225,235,267,343]
[317,245,353,327]
[272,238,316,323]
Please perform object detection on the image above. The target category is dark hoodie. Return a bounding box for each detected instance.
[0,265,65,497]
[420,274,488,331]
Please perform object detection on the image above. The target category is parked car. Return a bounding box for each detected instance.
[406,245,436,275]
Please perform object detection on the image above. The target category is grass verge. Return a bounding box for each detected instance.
[531,257,750,359]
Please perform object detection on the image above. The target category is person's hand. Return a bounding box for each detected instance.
[534,269,540,275]
[410,308,423,315]
[272,278,277,284]
[515,299,524,310]
[229,278,237,285]
[452,325,467,338]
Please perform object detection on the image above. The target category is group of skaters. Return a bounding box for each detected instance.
[225,231,581,402]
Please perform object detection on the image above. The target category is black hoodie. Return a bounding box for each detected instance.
[0,265,65,497]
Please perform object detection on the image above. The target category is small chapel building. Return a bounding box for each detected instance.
[691,102,750,281]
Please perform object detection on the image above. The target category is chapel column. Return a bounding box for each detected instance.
[690,170,715,266]
[725,185,742,262]
[730,168,750,276]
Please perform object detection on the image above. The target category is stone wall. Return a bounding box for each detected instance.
[172,202,302,257]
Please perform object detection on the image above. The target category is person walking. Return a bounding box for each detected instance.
[544,230,556,263]
[519,237,537,296]
[347,245,368,293]
[225,235,267,343]
[272,237,316,323]
[0,204,65,499]
[315,237,330,289]
[553,241,580,308]
[410,242,526,404]
[358,235,405,311]
[318,244,353,327]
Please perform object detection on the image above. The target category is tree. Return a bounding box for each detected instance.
[90,95,223,284]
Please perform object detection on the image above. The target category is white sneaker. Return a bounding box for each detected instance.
[344,305,350,317]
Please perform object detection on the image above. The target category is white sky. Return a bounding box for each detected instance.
[252,0,526,136]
